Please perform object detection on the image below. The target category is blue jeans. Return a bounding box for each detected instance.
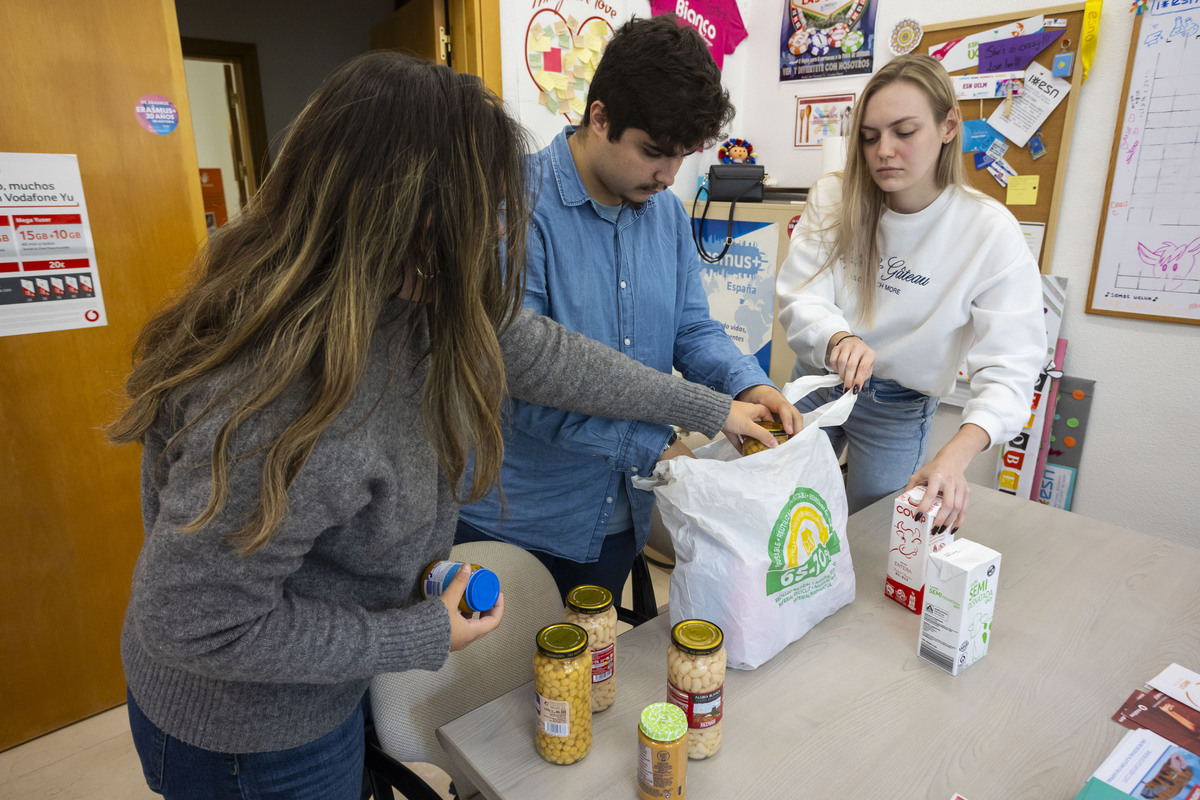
[126,689,365,800]
[794,374,939,514]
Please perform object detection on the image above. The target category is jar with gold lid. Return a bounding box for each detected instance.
[534,623,593,765]
[741,421,791,455]
[666,619,726,759]
[564,585,618,712]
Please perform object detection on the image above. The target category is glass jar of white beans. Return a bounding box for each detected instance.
[564,585,618,713]
[666,619,726,759]
[534,623,593,765]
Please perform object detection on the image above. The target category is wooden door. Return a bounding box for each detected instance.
[0,0,205,749]
[371,0,450,65]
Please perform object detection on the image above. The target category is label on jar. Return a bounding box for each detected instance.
[535,693,570,737]
[591,643,615,683]
[638,737,686,797]
[667,681,723,729]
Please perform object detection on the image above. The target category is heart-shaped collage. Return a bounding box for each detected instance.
[525,11,615,123]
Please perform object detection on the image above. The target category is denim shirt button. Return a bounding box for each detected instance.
[631,466,638,473]
[624,337,631,346]
[605,497,613,503]
[620,280,627,289]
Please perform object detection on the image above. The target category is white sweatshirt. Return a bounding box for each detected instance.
[777,176,1045,448]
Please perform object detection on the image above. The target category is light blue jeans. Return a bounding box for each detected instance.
[793,371,940,514]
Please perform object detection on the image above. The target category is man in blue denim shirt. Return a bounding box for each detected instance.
[457,16,800,603]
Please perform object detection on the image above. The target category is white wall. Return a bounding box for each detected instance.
[183,58,242,222]
[686,1,1199,546]
[175,0,394,158]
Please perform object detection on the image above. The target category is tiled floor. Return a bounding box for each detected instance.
[0,562,673,800]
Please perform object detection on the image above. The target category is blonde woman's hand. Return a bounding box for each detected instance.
[721,400,777,455]
[439,565,505,652]
[826,331,876,394]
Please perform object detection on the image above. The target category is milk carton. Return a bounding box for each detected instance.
[885,486,952,614]
[918,539,1001,675]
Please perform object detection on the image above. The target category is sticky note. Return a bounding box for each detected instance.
[570,97,586,116]
[538,91,550,107]
[529,52,543,71]
[583,33,602,50]
[1006,175,1039,205]
[553,20,567,35]
[567,15,580,29]
[543,48,562,72]
[530,37,552,53]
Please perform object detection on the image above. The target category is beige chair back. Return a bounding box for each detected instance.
[370,541,562,798]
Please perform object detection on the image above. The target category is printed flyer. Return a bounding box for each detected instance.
[0,153,107,338]
[780,0,877,81]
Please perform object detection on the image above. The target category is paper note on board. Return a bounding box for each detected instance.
[979,28,1063,73]
[927,15,1044,73]
[953,72,1025,100]
[1007,175,1039,204]
[987,62,1070,147]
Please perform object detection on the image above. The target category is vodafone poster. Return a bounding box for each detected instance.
[0,153,107,338]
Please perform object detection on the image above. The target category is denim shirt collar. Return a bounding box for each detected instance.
[548,126,655,224]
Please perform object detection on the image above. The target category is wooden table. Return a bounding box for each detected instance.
[438,486,1200,798]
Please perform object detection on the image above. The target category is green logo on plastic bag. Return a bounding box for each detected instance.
[765,487,841,596]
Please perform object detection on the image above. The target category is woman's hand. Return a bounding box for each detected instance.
[721,400,777,454]
[735,384,804,437]
[439,565,505,652]
[826,331,876,394]
[904,423,990,534]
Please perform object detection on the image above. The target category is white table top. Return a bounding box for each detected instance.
[437,485,1200,798]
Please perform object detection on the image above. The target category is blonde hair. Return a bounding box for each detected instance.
[109,53,531,554]
[820,53,965,325]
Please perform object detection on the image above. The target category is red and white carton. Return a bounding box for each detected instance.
[884,486,953,614]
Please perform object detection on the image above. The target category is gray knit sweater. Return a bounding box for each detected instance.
[122,305,730,752]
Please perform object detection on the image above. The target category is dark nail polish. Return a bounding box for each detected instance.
[916,513,925,522]
[852,386,859,395]
[951,527,959,535]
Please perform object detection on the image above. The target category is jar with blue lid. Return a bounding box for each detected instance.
[420,560,500,613]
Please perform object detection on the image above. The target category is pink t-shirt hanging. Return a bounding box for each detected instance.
[651,0,748,70]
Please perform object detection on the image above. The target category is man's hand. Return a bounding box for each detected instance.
[721,399,777,454]
[438,565,505,652]
[735,384,804,435]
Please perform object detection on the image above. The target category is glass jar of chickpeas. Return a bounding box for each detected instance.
[534,623,593,765]
[564,585,618,713]
[666,619,726,760]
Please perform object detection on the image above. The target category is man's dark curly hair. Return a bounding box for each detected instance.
[583,15,734,154]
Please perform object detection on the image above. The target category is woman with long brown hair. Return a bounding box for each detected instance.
[110,51,775,798]
[777,53,1044,533]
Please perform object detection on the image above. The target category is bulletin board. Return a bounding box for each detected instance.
[1086,10,1200,326]
[922,5,1087,274]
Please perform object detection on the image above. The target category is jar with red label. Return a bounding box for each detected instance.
[564,585,618,712]
[666,619,725,759]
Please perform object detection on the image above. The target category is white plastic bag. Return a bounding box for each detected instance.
[633,374,857,670]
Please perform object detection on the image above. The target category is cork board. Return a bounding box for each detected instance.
[923,5,1087,274]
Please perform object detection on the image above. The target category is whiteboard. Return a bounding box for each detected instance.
[1087,6,1200,325]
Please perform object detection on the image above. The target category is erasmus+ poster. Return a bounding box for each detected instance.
[780,0,877,82]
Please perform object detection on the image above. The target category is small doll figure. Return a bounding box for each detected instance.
[717,137,757,164]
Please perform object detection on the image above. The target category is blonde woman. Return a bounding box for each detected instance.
[777,53,1044,533]
[109,52,776,799]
